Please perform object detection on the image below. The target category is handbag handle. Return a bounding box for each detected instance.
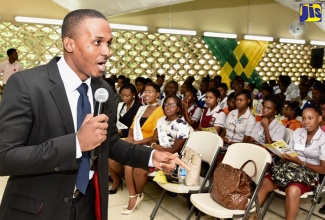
[240,160,257,178]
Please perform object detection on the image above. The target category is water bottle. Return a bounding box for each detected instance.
[178,167,187,185]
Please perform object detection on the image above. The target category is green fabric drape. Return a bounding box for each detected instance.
[203,36,268,89]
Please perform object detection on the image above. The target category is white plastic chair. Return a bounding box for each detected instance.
[261,175,325,219]
[283,128,293,144]
[187,143,272,220]
[149,131,223,220]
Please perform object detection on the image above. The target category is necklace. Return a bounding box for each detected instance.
[148,102,158,107]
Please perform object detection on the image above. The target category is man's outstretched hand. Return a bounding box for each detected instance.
[152,151,191,175]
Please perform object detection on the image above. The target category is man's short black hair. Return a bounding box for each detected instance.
[7,48,16,56]
[62,9,107,40]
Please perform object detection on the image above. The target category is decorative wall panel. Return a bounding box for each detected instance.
[0,21,323,87]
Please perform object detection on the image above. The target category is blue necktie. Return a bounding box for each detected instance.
[76,83,91,195]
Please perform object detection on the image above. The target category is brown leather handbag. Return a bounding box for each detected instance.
[210,160,256,210]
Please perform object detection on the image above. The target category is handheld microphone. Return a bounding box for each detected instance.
[91,88,109,160]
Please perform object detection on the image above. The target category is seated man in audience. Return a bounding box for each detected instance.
[281,101,302,131]
[303,83,325,110]
[293,82,311,109]
[278,75,299,103]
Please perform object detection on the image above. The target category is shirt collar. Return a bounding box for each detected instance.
[57,57,91,92]
[241,108,252,119]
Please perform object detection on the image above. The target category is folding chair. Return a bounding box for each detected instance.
[149,131,223,220]
[187,143,272,220]
[261,175,325,220]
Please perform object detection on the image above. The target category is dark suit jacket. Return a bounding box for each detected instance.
[0,57,153,220]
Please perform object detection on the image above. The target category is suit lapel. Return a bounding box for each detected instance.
[48,58,75,134]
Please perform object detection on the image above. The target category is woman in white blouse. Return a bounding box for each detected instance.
[221,89,256,145]
[257,105,325,220]
[248,94,286,146]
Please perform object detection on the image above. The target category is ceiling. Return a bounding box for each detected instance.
[52,0,194,17]
[0,0,325,41]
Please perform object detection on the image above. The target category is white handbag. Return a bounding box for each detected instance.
[181,147,202,186]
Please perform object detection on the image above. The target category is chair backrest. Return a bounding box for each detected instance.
[189,125,195,135]
[184,131,223,166]
[284,128,293,144]
[222,143,272,183]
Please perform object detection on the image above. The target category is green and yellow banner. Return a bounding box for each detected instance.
[203,37,269,89]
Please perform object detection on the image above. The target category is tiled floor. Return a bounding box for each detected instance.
[1,176,325,219]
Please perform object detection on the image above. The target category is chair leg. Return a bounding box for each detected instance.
[195,210,202,220]
[186,204,198,220]
[150,189,166,220]
[261,192,275,218]
[306,193,321,220]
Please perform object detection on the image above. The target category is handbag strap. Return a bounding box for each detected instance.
[239,160,257,178]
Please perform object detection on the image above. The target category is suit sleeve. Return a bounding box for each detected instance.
[105,97,152,170]
[0,73,77,176]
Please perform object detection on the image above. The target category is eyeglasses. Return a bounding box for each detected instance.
[164,103,177,107]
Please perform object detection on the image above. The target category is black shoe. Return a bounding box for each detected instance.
[319,204,325,215]
[108,179,123,194]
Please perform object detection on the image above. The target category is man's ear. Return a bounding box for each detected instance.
[63,37,74,53]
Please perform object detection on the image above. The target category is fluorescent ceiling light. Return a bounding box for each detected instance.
[310,40,325,46]
[203,32,237,39]
[110,23,148,31]
[14,16,148,31]
[279,38,305,44]
[14,16,63,25]
[244,35,273,42]
[157,28,196,36]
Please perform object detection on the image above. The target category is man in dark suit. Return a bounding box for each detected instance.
[0,9,186,220]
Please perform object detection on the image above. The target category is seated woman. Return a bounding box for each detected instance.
[220,89,256,146]
[123,82,165,214]
[123,94,190,215]
[182,86,202,129]
[108,83,142,194]
[281,101,302,131]
[197,88,226,135]
[248,94,286,146]
[257,105,325,220]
